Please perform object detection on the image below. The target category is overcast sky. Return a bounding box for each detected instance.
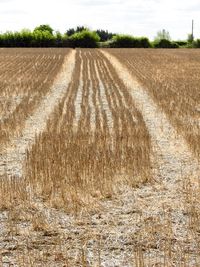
[0,0,199,40]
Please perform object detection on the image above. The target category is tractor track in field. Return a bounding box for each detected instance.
[0,50,75,177]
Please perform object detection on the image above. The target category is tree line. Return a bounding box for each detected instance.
[0,24,199,48]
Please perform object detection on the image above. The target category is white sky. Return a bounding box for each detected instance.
[0,0,199,40]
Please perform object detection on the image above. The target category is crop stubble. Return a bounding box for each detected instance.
[0,48,153,266]
[25,49,152,212]
[0,48,199,266]
[107,48,200,159]
[0,48,69,148]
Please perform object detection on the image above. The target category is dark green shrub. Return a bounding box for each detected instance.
[138,37,152,48]
[110,35,134,48]
[110,34,151,48]
[69,30,100,48]
[153,39,179,48]
[54,32,70,47]
[193,39,200,48]
[96,29,114,42]
[175,40,187,47]
[66,26,87,37]
[0,29,57,47]
[171,42,179,48]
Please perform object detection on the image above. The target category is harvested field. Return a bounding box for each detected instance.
[0,48,70,148]
[106,49,200,159]
[26,49,152,210]
[0,49,75,176]
[0,48,199,266]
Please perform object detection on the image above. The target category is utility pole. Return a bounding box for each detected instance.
[192,19,194,41]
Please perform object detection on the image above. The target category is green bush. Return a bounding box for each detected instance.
[175,40,188,47]
[110,35,133,48]
[0,30,55,47]
[153,39,179,48]
[54,32,70,47]
[34,25,54,35]
[193,39,200,48]
[139,37,152,48]
[69,30,100,48]
[31,30,56,47]
[110,34,151,48]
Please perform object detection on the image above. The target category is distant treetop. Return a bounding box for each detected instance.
[66,26,88,36]
[96,29,114,42]
[155,29,171,41]
[34,24,54,35]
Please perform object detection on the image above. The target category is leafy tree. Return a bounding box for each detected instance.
[155,29,171,41]
[66,26,87,36]
[34,24,54,35]
[66,28,75,36]
[19,29,33,46]
[54,31,64,47]
[0,32,13,47]
[96,29,114,42]
[76,26,87,32]
[32,30,55,47]
[69,30,100,48]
